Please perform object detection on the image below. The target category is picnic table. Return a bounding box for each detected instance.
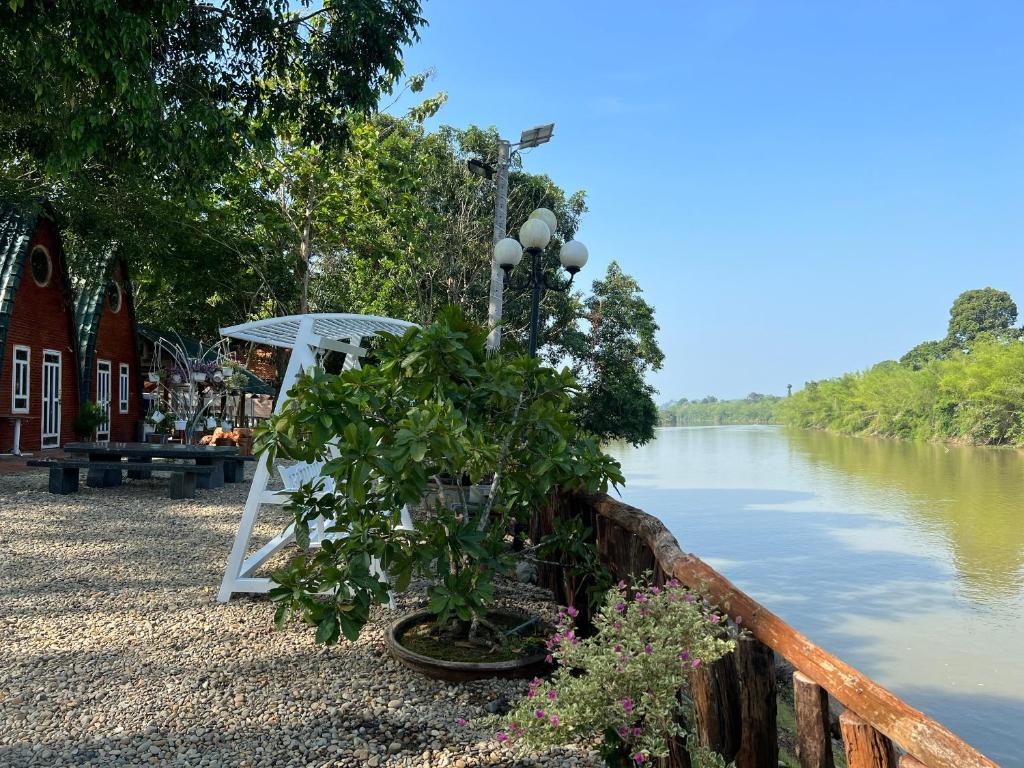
[63,441,252,490]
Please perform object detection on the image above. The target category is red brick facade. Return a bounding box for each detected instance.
[0,219,80,452]
[87,259,141,442]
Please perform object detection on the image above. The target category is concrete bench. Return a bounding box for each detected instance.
[27,460,216,499]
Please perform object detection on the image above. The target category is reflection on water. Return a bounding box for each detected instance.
[604,426,1024,767]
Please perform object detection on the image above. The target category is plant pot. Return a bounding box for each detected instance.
[170,374,183,385]
[174,419,187,431]
[236,435,254,456]
[192,373,207,382]
[386,609,551,682]
[147,372,160,383]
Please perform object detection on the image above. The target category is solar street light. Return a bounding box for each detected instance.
[517,123,555,149]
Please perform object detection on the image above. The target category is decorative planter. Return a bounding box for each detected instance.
[386,609,551,682]
[174,419,187,431]
[211,370,225,384]
[221,420,233,431]
[206,416,217,429]
[147,372,160,383]
[170,373,183,385]
[192,373,207,383]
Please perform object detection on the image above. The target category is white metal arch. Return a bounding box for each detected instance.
[217,313,418,602]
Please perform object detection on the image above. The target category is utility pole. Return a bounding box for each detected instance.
[485,139,511,352]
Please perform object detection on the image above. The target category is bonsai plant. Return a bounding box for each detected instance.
[257,307,623,671]
[497,577,738,767]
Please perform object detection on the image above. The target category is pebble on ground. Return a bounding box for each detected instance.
[0,470,601,767]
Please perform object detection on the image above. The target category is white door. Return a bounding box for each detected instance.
[96,360,111,440]
[42,350,61,449]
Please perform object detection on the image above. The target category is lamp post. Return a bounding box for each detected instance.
[469,123,556,353]
[493,207,589,357]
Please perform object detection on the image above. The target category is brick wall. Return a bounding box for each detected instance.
[0,220,80,452]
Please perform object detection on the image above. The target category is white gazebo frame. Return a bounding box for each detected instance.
[216,313,418,603]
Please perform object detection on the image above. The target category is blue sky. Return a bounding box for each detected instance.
[398,1,1024,401]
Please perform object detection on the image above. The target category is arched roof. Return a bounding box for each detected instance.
[220,313,417,349]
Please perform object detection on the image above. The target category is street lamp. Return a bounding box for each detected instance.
[468,123,557,353]
[494,207,588,357]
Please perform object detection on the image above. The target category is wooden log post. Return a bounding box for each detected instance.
[840,711,898,768]
[692,653,742,761]
[794,671,835,768]
[899,757,927,768]
[736,636,777,768]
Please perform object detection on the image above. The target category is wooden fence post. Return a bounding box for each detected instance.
[692,653,742,761]
[736,636,777,768]
[840,711,898,768]
[793,671,834,768]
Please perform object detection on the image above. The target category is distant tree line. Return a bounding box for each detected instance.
[781,288,1024,445]
[660,393,783,426]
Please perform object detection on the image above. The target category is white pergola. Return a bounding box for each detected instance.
[216,313,418,603]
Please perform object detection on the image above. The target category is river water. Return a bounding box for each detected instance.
[603,426,1023,766]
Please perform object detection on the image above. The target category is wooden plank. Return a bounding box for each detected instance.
[577,492,1000,768]
[841,711,898,768]
[736,636,778,768]
[691,654,742,761]
[900,757,928,768]
[794,670,834,768]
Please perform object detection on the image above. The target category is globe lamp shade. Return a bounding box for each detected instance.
[519,218,551,250]
[559,240,588,274]
[494,237,524,270]
[528,207,558,237]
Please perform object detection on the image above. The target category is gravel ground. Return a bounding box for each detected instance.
[0,470,600,767]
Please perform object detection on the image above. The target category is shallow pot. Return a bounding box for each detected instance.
[386,610,551,682]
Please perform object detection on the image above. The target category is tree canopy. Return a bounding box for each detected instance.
[947,287,1018,349]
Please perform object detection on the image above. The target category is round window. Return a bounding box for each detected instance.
[108,282,122,313]
[30,247,52,287]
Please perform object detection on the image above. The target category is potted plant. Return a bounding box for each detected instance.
[497,577,737,767]
[259,307,622,679]
[147,370,161,383]
[168,366,186,386]
[72,402,106,440]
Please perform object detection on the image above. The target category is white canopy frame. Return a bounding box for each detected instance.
[216,313,418,602]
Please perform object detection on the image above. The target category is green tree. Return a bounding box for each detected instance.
[946,288,1018,349]
[900,339,948,369]
[560,262,664,446]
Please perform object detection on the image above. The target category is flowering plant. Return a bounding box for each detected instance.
[499,577,737,766]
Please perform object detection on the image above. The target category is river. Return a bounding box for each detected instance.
[603,425,1023,767]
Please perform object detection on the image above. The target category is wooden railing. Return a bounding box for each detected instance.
[531,492,1000,768]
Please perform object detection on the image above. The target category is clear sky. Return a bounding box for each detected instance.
[398,1,1024,401]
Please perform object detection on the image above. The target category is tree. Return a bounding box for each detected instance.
[900,339,948,369]
[947,288,1018,348]
[1,0,425,180]
[560,262,664,446]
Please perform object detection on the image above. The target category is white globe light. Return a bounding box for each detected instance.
[494,237,523,268]
[559,240,588,273]
[528,207,557,237]
[519,218,551,250]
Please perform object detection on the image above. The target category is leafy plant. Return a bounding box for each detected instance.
[72,402,106,439]
[535,515,614,622]
[257,307,623,647]
[498,577,737,766]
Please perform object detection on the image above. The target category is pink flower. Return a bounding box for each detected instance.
[457,718,467,727]
[566,606,578,617]
[547,689,557,700]
[527,689,536,697]
[680,651,690,661]
[644,644,653,654]
[632,727,642,738]
[614,644,623,653]
[617,726,629,739]
[684,593,695,604]
[535,709,545,719]
[617,580,627,590]
[510,723,522,734]
[668,578,679,587]
[622,698,634,713]
[651,586,661,595]
[634,752,646,764]
[736,615,743,625]
[545,654,553,663]
[615,621,623,630]
[710,614,720,625]
[615,602,626,614]
[549,715,559,727]
[496,732,508,742]
[691,659,701,669]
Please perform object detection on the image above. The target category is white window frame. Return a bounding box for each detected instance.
[119,363,130,414]
[12,345,30,414]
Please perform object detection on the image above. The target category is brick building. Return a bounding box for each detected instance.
[75,253,143,442]
[0,204,81,452]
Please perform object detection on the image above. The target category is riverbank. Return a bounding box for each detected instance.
[0,469,600,768]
